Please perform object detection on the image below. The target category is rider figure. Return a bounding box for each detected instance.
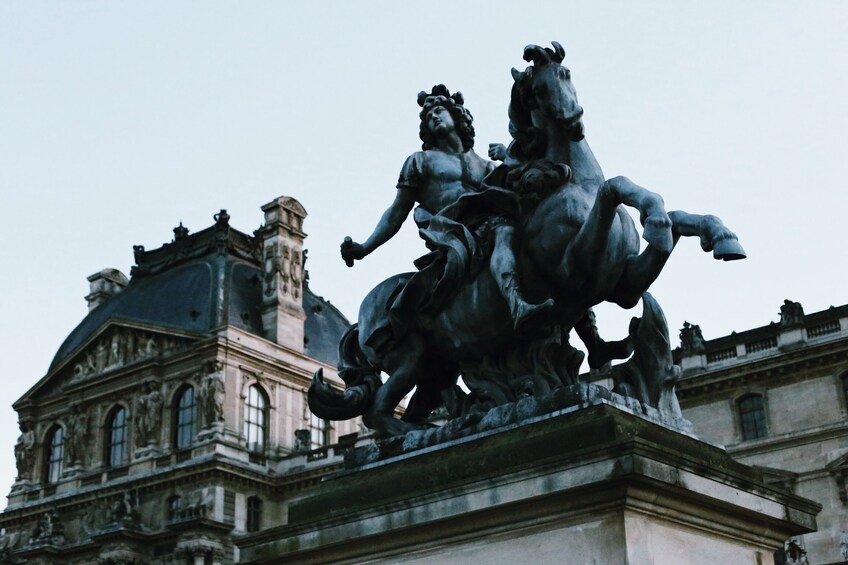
[341,84,553,339]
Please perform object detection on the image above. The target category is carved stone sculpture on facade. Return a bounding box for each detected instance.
[28,510,64,546]
[310,42,746,439]
[780,299,805,327]
[199,361,225,427]
[293,429,311,453]
[65,404,89,467]
[679,321,706,353]
[13,422,35,481]
[71,327,189,385]
[134,380,163,447]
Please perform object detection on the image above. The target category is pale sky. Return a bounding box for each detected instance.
[1,1,846,504]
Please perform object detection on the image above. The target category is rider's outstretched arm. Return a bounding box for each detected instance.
[343,189,416,264]
[362,189,416,253]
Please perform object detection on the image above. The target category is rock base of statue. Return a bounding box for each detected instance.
[238,402,819,564]
[347,383,695,467]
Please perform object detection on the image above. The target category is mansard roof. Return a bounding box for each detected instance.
[49,211,348,372]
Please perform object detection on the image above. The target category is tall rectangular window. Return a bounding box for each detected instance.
[309,412,329,450]
[246,496,262,533]
[739,394,767,440]
[107,407,128,467]
[244,385,268,453]
[45,427,64,483]
[176,387,197,449]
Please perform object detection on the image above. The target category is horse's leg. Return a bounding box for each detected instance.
[667,211,746,261]
[611,210,747,307]
[556,176,671,290]
[362,333,429,437]
[491,224,555,338]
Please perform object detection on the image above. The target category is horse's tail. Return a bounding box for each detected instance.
[307,324,382,420]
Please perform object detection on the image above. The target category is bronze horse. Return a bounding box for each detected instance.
[310,42,745,436]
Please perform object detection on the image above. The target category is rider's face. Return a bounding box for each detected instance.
[427,106,455,136]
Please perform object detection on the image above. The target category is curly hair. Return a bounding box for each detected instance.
[417,84,476,152]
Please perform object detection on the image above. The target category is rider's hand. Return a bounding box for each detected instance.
[488,143,507,162]
[340,237,367,267]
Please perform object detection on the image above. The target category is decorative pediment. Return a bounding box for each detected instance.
[66,324,196,384]
[19,323,201,405]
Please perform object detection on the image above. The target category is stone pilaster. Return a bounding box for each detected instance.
[257,196,307,352]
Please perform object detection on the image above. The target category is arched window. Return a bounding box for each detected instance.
[105,406,128,467]
[246,496,262,532]
[244,385,268,453]
[174,386,197,449]
[738,394,767,441]
[44,426,64,483]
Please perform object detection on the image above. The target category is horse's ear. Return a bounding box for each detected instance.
[511,67,522,81]
[523,44,549,66]
[551,41,565,63]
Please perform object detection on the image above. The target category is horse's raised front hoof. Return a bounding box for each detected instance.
[713,238,747,261]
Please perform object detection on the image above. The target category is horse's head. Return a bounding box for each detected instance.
[509,42,585,160]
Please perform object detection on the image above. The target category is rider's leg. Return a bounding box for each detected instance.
[490,223,554,338]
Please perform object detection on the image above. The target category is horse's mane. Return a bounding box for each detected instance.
[508,42,566,161]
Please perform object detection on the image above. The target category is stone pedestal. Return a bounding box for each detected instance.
[238,403,820,564]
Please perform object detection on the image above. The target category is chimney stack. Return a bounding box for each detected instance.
[85,269,129,311]
[257,196,307,351]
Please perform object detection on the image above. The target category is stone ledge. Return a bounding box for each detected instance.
[238,404,820,565]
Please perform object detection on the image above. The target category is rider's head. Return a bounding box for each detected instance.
[417,84,475,151]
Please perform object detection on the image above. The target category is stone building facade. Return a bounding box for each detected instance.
[0,196,361,564]
[672,301,848,565]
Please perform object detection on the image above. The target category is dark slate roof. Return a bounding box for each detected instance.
[49,213,349,372]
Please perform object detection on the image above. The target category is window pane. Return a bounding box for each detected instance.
[739,395,766,440]
[244,385,267,452]
[176,387,197,449]
[247,496,262,532]
[309,412,328,450]
[108,407,127,467]
[46,427,64,483]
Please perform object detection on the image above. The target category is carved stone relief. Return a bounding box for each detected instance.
[70,327,192,384]
[65,404,90,468]
[263,242,302,300]
[14,421,35,481]
[199,361,225,428]
[134,381,163,447]
[0,527,20,560]
[28,510,65,546]
[293,429,311,453]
